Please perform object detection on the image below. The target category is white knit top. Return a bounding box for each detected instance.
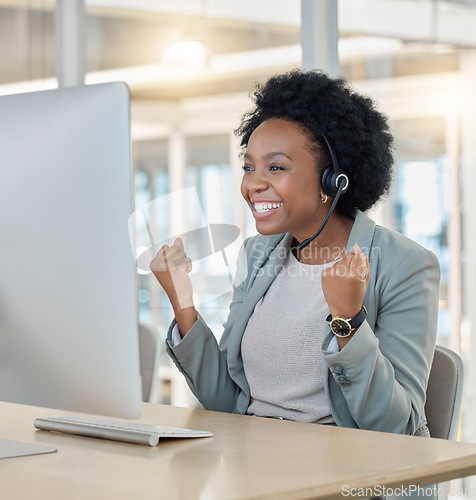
[241,250,335,424]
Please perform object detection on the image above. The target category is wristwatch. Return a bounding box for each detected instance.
[326,306,367,337]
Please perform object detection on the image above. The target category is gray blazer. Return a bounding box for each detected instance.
[166,210,440,436]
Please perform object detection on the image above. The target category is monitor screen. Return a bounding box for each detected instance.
[0,83,142,423]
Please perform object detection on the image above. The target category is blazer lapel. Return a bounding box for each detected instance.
[226,233,293,385]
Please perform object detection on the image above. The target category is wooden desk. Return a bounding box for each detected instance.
[1,401,476,500]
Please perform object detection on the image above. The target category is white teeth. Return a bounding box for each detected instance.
[254,202,283,213]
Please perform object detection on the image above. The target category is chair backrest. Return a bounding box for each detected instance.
[138,322,162,403]
[425,345,464,440]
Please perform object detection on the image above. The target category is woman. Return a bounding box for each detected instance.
[150,69,440,437]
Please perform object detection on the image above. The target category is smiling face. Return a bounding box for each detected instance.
[240,118,325,243]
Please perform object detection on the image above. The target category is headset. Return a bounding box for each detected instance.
[297,132,349,251]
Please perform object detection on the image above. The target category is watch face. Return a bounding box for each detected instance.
[330,318,352,337]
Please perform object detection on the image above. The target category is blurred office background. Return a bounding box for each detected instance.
[2,0,476,491]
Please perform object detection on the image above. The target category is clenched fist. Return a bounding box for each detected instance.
[322,243,370,320]
[150,237,194,311]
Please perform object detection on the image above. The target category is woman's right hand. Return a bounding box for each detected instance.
[150,237,194,311]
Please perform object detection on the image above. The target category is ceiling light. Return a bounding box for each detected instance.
[161,40,208,70]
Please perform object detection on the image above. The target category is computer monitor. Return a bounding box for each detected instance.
[0,83,142,441]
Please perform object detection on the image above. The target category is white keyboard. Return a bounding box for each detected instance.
[34,416,213,447]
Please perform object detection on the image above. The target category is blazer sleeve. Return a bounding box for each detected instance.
[165,241,249,413]
[323,247,440,434]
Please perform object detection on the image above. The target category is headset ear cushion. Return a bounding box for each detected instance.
[321,167,338,198]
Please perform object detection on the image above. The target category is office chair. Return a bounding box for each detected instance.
[138,322,162,403]
[425,345,464,441]
[424,345,464,500]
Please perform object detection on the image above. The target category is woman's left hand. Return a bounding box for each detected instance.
[322,243,370,320]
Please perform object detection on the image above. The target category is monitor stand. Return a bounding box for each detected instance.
[0,438,56,459]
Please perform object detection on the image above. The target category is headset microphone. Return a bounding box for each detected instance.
[297,133,349,252]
